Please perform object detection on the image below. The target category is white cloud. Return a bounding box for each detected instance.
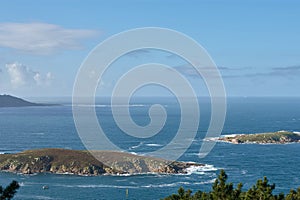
[6,62,52,88]
[0,22,99,54]
[34,72,52,86]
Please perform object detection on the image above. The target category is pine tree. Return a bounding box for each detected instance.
[162,170,291,200]
[0,180,20,200]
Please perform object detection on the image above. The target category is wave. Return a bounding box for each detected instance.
[130,142,144,149]
[55,183,138,189]
[53,179,216,190]
[19,182,25,187]
[28,132,45,135]
[72,104,150,108]
[0,149,20,154]
[185,164,218,175]
[16,195,58,200]
[129,142,163,150]
[145,143,163,147]
[141,179,216,188]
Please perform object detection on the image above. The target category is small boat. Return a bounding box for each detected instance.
[42,185,49,190]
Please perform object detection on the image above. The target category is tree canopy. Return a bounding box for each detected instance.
[0,180,20,200]
[163,170,300,200]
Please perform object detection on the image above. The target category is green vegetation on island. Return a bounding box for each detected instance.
[163,169,300,200]
[0,148,203,175]
[218,131,300,144]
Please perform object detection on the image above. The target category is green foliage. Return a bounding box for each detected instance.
[0,180,20,200]
[162,169,300,200]
[285,188,300,200]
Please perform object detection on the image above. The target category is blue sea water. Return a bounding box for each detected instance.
[0,97,300,199]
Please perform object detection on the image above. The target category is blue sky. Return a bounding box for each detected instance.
[0,0,299,97]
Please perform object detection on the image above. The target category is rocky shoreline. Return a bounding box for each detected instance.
[0,149,204,176]
[216,131,300,144]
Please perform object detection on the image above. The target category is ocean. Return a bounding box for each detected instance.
[0,97,299,200]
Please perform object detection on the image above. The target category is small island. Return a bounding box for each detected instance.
[0,94,56,107]
[0,148,203,176]
[217,131,300,144]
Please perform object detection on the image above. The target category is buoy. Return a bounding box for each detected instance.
[42,185,49,190]
[126,188,129,198]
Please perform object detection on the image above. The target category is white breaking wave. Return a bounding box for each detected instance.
[130,142,144,149]
[55,184,138,189]
[17,195,58,200]
[142,183,178,188]
[72,104,148,108]
[142,179,216,188]
[145,143,163,147]
[54,181,217,189]
[185,164,218,175]
[29,132,45,135]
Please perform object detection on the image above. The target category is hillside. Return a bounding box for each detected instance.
[0,148,203,175]
[0,95,54,107]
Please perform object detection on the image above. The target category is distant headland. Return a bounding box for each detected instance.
[0,94,57,107]
[214,131,300,144]
[0,148,204,176]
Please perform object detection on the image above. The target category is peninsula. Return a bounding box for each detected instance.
[0,149,203,176]
[0,95,56,107]
[217,131,300,144]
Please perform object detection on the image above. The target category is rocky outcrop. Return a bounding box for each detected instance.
[218,131,300,144]
[0,149,203,175]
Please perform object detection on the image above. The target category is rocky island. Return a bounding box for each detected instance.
[217,131,300,144]
[0,94,57,107]
[0,149,203,176]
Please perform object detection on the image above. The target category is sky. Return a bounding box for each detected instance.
[0,0,299,98]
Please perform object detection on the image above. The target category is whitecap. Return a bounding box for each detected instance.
[185,164,218,175]
[16,195,57,200]
[142,183,178,188]
[30,132,45,135]
[221,134,238,137]
[145,143,163,147]
[130,142,144,149]
[55,183,138,189]
[278,130,287,132]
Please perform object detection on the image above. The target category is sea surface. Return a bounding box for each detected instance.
[0,97,299,200]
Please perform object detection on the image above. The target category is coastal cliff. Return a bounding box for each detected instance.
[217,131,300,144]
[0,149,203,175]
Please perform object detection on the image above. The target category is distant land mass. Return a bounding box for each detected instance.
[215,131,300,144]
[0,149,203,176]
[0,94,57,107]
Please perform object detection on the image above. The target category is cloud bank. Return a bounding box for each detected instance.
[0,22,99,54]
[5,62,52,88]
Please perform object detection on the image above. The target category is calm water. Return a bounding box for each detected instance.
[0,97,299,200]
